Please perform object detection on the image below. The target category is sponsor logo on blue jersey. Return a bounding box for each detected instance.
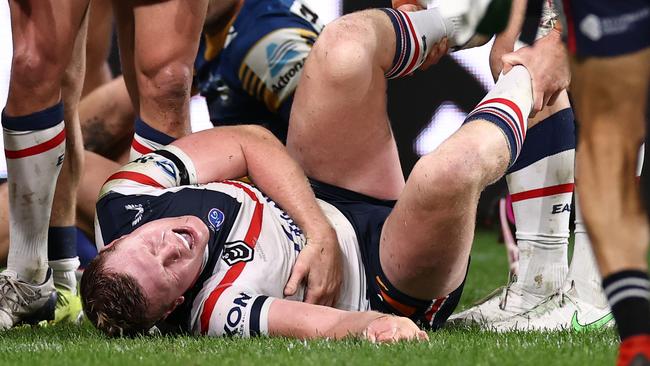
[208,208,225,230]
[266,40,300,77]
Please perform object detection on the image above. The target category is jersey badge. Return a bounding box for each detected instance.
[222,241,254,266]
[208,208,225,231]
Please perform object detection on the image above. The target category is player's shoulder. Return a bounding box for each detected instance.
[226,0,321,66]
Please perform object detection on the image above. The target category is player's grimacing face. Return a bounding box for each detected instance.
[103,216,209,318]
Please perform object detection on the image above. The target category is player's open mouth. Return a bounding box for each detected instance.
[172,229,194,250]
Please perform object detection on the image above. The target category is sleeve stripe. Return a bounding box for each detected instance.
[104,171,165,188]
[249,295,269,337]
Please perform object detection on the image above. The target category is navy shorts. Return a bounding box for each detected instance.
[310,179,466,330]
[563,0,650,57]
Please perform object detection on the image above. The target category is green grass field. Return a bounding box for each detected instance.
[0,231,618,366]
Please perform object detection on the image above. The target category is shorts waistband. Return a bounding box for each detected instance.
[308,178,396,208]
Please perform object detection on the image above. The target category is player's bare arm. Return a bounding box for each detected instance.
[267,298,427,342]
[173,126,344,307]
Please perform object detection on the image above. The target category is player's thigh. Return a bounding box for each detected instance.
[132,0,207,74]
[286,18,404,200]
[7,0,90,110]
[571,49,650,142]
[379,135,479,299]
[9,0,89,75]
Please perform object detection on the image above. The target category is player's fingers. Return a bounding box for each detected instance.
[547,90,561,106]
[397,4,422,12]
[417,330,429,341]
[376,327,398,343]
[530,90,544,117]
[284,263,308,296]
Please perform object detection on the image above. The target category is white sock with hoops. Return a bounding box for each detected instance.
[2,102,66,283]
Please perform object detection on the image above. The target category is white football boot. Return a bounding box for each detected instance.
[0,269,57,329]
[448,274,548,325]
[490,281,614,332]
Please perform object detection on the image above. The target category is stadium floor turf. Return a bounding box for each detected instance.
[0,231,618,366]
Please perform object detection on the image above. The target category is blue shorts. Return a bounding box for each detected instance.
[310,179,466,330]
[563,0,650,57]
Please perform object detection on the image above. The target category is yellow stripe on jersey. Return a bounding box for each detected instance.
[240,65,255,95]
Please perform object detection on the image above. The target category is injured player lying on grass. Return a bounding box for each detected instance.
[80,4,561,341]
[81,70,538,342]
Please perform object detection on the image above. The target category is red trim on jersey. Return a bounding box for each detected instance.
[401,11,421,76]
[477,98,526,139]
[4,129,66,159]
[200,181,264,334]
[131,138,154,155]
[104,171,165,188]
[510,183,574,203]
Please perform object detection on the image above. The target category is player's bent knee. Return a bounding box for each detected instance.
[312,15,377,87]
[10,46,66,97]
[139,62,192,105]
[410,151,484,209]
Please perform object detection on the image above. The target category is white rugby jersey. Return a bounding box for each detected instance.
[95,146,368,337]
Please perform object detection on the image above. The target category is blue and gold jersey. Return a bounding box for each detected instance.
[195,0,323,141]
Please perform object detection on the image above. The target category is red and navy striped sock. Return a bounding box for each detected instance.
[465,66,533,167]
[129,117,176,161]
[380,8,451,79]
[2,102,66,282]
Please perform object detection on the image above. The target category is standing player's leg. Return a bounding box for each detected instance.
[451,94,576,326]
[112,0,207,160]
[82,0,114,97]
[0,0,11,267]
[0,0,90,328]
[47,9,90,324]
[572,49,650,361]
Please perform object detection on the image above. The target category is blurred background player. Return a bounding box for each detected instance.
[559,0,650,364]
[0,0,91,328]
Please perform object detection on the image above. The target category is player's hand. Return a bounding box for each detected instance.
[501,30,570,117]
[421,38,449,70]
[363,315,429,343]
[284,227,343,306]
[392,3,448,70]
[392,0,424,11]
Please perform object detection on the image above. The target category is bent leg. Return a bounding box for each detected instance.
[287,8,451,200]
[381,66,534,300]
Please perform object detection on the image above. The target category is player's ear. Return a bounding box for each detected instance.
[161,296,185,319]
